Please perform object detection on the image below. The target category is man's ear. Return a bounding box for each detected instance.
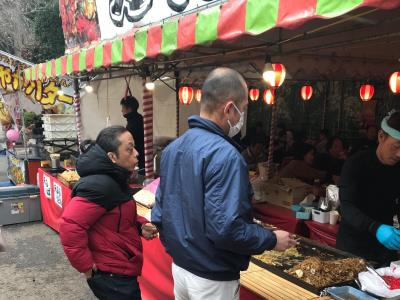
[107,152,117,163]
[223,101,233,115]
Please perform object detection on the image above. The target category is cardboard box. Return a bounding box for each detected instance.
[252,177,312,209]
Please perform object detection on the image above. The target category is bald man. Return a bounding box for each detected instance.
[152,68,295,300]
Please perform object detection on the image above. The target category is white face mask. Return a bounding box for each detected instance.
[227,103,244,138]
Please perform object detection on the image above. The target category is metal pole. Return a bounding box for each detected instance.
[72,78,83,152]
[266,89,278,180]
[142,78,154,180]
[17,66,28,163]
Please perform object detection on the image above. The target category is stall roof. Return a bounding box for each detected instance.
[24,0,400,81]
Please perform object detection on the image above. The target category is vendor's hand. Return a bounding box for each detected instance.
[273,230,298,251]
[84,264,97,279]
[141,223,158,240]
[376,224,400,250]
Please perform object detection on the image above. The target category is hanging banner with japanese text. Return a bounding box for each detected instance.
[0,53,74,107]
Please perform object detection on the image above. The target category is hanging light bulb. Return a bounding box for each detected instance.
[145,76,155,91]
[84,84,93,93]
[262,56,286,88]
[249,88,260,101]
[301,85,313,101]
[389,72,400,94]
[195,89,202,102]
[359,84,374,101]
[179,86,194,105]
[263,89,275,105]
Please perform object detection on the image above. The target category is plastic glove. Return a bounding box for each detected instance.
[376,224,400,250]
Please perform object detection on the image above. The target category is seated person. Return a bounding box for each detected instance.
[241,121,266,148]
[279,143,326,185]
[315,129,330,154]
[241,135,267,171]
[314,136,347,185]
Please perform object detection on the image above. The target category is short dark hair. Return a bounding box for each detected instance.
[294,143,315,160]
[96,126,128,156]
[120,96,139,112]
[386,111,400,131]
[201,68,247,112]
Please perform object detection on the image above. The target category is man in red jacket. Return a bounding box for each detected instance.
[59,126,157,300]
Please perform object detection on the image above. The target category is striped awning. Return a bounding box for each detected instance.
[24,0,400,81]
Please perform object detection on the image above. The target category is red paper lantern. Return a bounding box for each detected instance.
[195,89,202,102]
[263,89,275,105]
[249,88,260,101]
[263,63,286,88]
[389,72,400,94]
[359,84,375,101]
[179,86,194,105]
[301,85,313,101]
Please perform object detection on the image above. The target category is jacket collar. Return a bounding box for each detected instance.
[188,115,242,152]
[77,144,131,188]
[124,111,140,120]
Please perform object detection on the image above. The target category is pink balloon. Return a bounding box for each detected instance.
[6,129,19,142]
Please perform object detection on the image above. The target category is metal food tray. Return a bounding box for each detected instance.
[251,237,361,294]
[326,286,377,300]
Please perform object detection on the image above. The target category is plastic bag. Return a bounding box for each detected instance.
[358,267,400,298]
[326,185,340,211]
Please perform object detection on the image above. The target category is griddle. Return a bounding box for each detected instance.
[251,237,361,294]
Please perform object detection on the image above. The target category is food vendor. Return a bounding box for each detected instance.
[337,110,400,265]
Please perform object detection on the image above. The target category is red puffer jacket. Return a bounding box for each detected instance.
[60,196,148,276]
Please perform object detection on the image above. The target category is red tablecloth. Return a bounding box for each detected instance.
[304,220,339,247]
[38,168,72,232]
[253,203,308,236]
[139,237,264,300]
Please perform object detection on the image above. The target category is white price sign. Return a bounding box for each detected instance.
[53,182,63,208]
[43,175,51,199]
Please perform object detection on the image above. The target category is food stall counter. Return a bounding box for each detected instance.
[38,168,73,232]
[137,204,331,300]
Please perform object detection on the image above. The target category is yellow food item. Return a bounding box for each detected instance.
[60,170,80,182]
[253,247,303,267]
[287,257,366,288]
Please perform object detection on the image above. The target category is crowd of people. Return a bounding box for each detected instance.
[240,122,378,186]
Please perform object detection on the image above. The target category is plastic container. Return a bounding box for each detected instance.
[312,209,330,224]
[326,286,377,300]
[42,114,76,124]
[0,185,41,225]
[43,123,76,132]
[291,204,303,212]
[44,131,77,140]
[296,211,311,220]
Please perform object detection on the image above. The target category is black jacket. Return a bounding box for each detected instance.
[125,111,145,173]
[73,144,133,210]
[336,149,400,265]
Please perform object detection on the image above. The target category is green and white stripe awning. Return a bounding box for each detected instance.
[24,0,400,81]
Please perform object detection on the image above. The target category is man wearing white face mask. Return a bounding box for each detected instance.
[152,68,296,300]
